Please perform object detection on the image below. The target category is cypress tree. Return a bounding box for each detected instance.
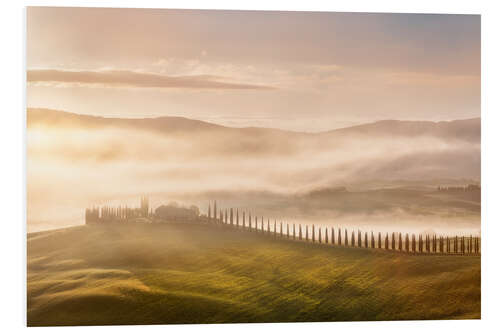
[261,217,264,233]
[312,225,315,243]
[338,228,342,245]
[364,232,368,248]
[385,233,389,250]
[274,220,277,238]
[412,234,416,252]
[236,209,239,227]
[280,222,283,237]
[287,223,290,238]
[332,228,335,245]
[325,227,329,244]
[318,228,322,244]
[455,236,458,254]
[462,236,465,255]
[230,208,233,226]
[305,225,308,241]
[248,213,252,229]
[267,219,270,234]
[357,230,361,247]
[351,231,355,247]
[398,233,402,251]
[405,233,409,252]
[242,211,246,228]
[446,236,450,253]
[370,231,374,248]
[255,216,258,231]
[293,224,296,239]
[391,232,395,250]
[345,229,348,246]
[208,203,211,220]
[378,232,382,249]
[299,224,302,240]
[214,201,217,222]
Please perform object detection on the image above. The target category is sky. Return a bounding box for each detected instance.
[26,7,480,131]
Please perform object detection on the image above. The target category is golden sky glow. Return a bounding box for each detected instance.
[27,7,480,131]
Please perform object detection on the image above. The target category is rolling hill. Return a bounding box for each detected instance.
[27,222,480,326]
[27,108,480,143]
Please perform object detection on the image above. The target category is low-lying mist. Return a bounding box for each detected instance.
[27,112,480,234]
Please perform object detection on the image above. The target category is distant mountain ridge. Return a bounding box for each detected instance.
[27,108,480,142]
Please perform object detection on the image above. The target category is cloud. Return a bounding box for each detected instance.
[27,69,275,90]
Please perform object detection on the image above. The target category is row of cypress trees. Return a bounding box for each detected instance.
[85,205,152,224]
[207,201,481,255]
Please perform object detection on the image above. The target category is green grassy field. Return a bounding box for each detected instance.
[27,222,480,326]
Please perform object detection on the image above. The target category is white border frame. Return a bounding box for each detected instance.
[2,0,499,332]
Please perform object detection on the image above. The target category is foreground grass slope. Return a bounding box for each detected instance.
[27,223,480,326]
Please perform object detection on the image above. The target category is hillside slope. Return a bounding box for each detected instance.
[27,223,480,326]
[27,108,480,143]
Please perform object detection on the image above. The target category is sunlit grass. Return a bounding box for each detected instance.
[27,223,480,326]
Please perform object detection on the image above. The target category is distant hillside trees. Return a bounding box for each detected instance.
[437,184,480,192]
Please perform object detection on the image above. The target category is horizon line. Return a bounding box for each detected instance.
[27,107,481,135]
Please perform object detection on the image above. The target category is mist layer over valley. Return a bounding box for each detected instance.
[27,109,480,234]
